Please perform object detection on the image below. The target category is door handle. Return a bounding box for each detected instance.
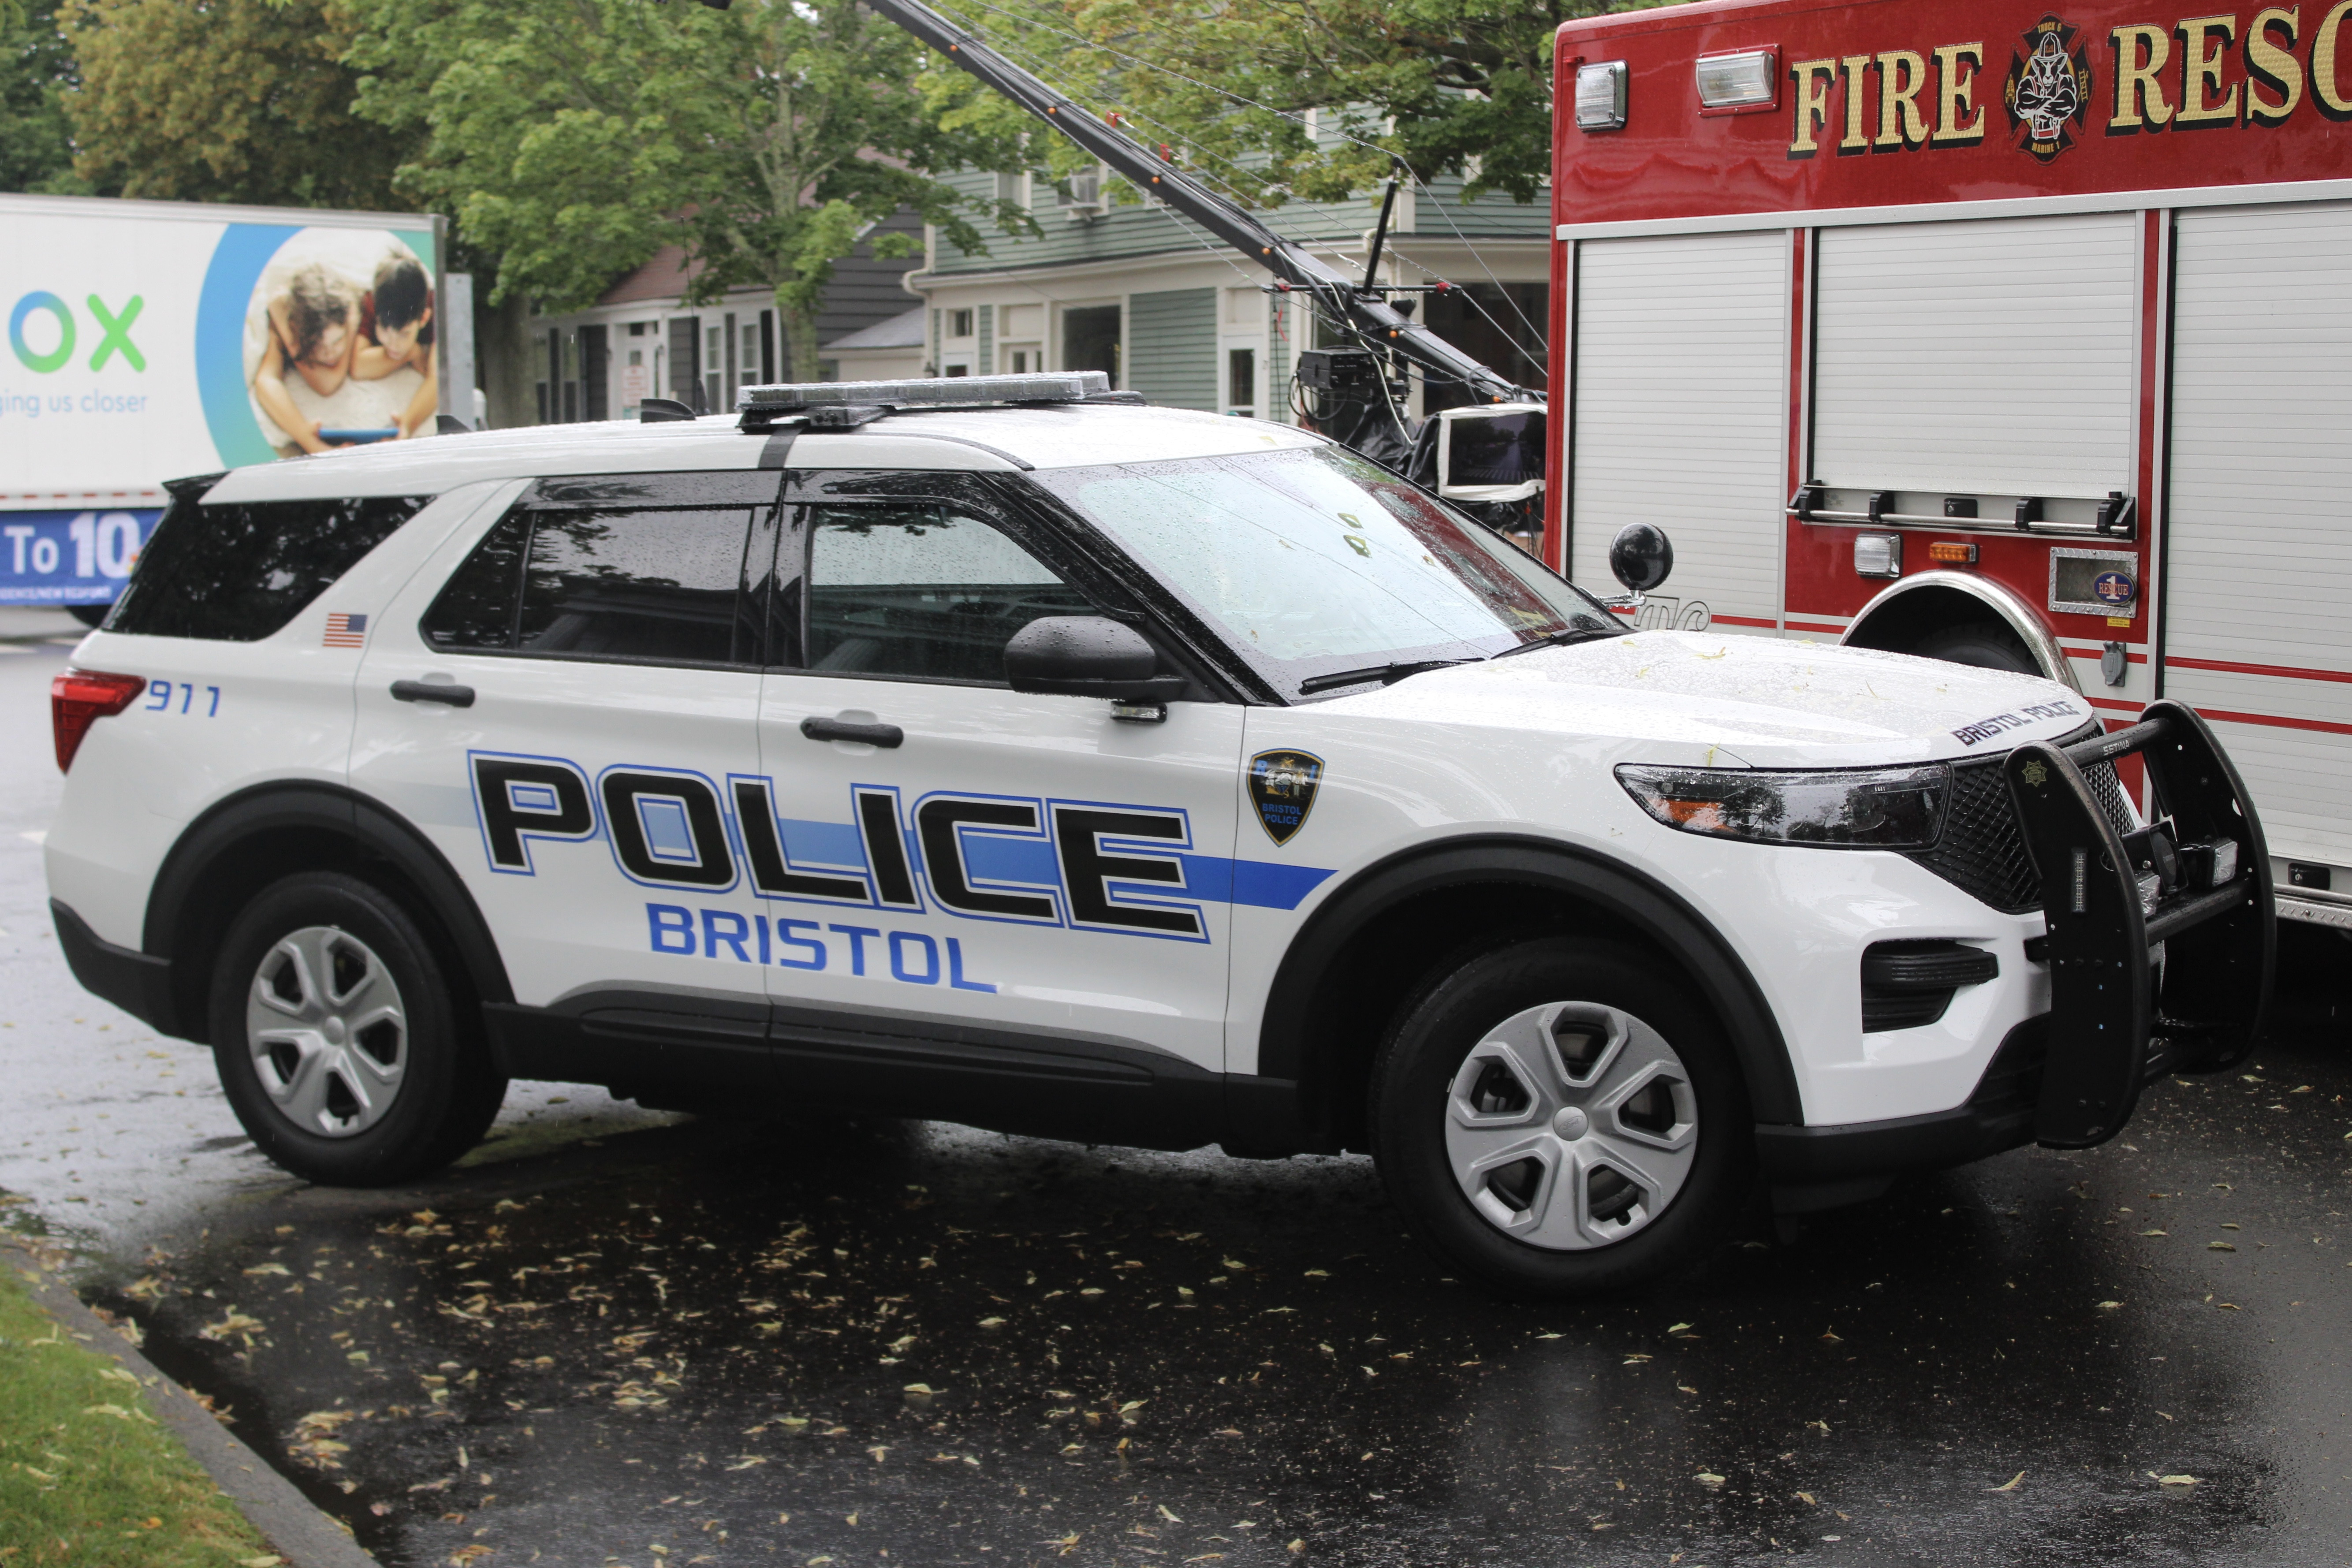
[800,715,902,748]
[391,679,476,708]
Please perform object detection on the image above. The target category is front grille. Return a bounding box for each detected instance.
[1908,723,2137,913]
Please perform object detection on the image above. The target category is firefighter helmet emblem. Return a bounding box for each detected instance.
[2005,16,2092,162]
[1248,749,1325,846]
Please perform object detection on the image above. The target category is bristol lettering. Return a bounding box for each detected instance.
[1950,699,2081,746]
[643,902,999,992]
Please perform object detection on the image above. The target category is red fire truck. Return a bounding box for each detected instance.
[1546,0,2352,937]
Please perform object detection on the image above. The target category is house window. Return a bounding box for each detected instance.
[1006,349,1031,374]
[994,171,1029,209]
[704,323,724,415]
[1061,304,1119,382]
[1056,165,1104,212]
[949,308,974,339]
[1227,347,1256,418]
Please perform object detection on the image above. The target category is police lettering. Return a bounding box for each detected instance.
[466,749,1205,942]
[1950,699,2080,747]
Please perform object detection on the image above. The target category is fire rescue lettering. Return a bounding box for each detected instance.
[1790,1,2352,159]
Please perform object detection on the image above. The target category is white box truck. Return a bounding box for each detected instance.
[1,194,461,623]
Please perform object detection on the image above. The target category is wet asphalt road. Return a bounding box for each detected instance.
[6,611,2352,1568]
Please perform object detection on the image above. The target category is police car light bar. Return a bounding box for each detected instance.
[737,371,1110,413]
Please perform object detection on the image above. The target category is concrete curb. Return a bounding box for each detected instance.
[3,1233,380,1568]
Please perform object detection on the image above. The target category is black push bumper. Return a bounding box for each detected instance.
[2005,699,2274,1147]
[1759,700,2274,1179]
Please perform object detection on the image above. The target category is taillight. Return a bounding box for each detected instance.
[52,669,148,773]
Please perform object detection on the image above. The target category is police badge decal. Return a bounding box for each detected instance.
[2004,16,2091,161]
[1248,749,1325,846]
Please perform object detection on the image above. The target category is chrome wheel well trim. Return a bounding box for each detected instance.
[1840,569,2084,695]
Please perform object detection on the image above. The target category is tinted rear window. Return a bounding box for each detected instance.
[108,494,432,641]
[420,502,764,666]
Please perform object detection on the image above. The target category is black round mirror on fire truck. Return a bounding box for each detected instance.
[1608,523,1674,593]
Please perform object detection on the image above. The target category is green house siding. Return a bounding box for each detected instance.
[931,166,1546,282]
[1127,288,1218,412]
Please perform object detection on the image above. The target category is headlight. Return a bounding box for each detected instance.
[1614,763,1949,849]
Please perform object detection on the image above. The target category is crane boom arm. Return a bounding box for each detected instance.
[861,0,1533,405]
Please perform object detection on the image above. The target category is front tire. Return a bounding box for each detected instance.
[1370,937,1753,1296]
[209,872,506,1185]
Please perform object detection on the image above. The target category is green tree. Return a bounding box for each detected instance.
[349,0,1031,378]
[930,0,1667,209]
[0,0,85,194]
[58,0,405,206]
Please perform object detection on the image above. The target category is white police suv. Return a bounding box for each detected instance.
[45,372,2274,1294]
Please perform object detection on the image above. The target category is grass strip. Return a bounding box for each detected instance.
[1,1250,275,1566]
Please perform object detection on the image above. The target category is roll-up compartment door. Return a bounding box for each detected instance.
[1812,213,2137,501]
[1570,230,1788,633]
[2165,201,2352,873]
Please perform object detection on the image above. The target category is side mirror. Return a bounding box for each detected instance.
[1608,523,1674,593]
[1005,616,1186,701]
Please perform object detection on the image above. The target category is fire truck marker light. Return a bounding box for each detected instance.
[1928,542,1978,565]
[1696,50,1779,110]
[1577,62,1629,130]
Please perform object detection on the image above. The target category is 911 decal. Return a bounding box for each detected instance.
[466,751,1332,941]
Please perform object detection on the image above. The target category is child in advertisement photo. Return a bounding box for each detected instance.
[355,253,438,438]
[250,263,362,455]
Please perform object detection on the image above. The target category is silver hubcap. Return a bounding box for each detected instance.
[1445,1002,1698,1250]
[246,926,407,1139]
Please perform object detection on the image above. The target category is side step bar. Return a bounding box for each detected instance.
[2004,700,2275,1150]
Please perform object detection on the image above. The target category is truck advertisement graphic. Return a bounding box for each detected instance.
[1,194,440,608]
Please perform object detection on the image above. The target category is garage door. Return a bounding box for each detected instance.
[1570,230,1788,632]
[1812,212,2138,499]
[2165,201,2352,872]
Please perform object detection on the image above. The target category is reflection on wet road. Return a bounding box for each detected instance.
[5,615,2349,1566]
[56,1037,2352,1568]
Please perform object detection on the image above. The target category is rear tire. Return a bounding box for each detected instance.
[1370,936,1753,1296]
[1908,621,2040,675]
[209,872,506,1185]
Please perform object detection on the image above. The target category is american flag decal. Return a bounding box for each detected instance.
[323,612,369,648]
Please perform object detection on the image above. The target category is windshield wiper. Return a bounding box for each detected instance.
[1297,659,1472,696]
[1489,624,1619,661]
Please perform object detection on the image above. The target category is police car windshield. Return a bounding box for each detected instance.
[1034,446,1615,699]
